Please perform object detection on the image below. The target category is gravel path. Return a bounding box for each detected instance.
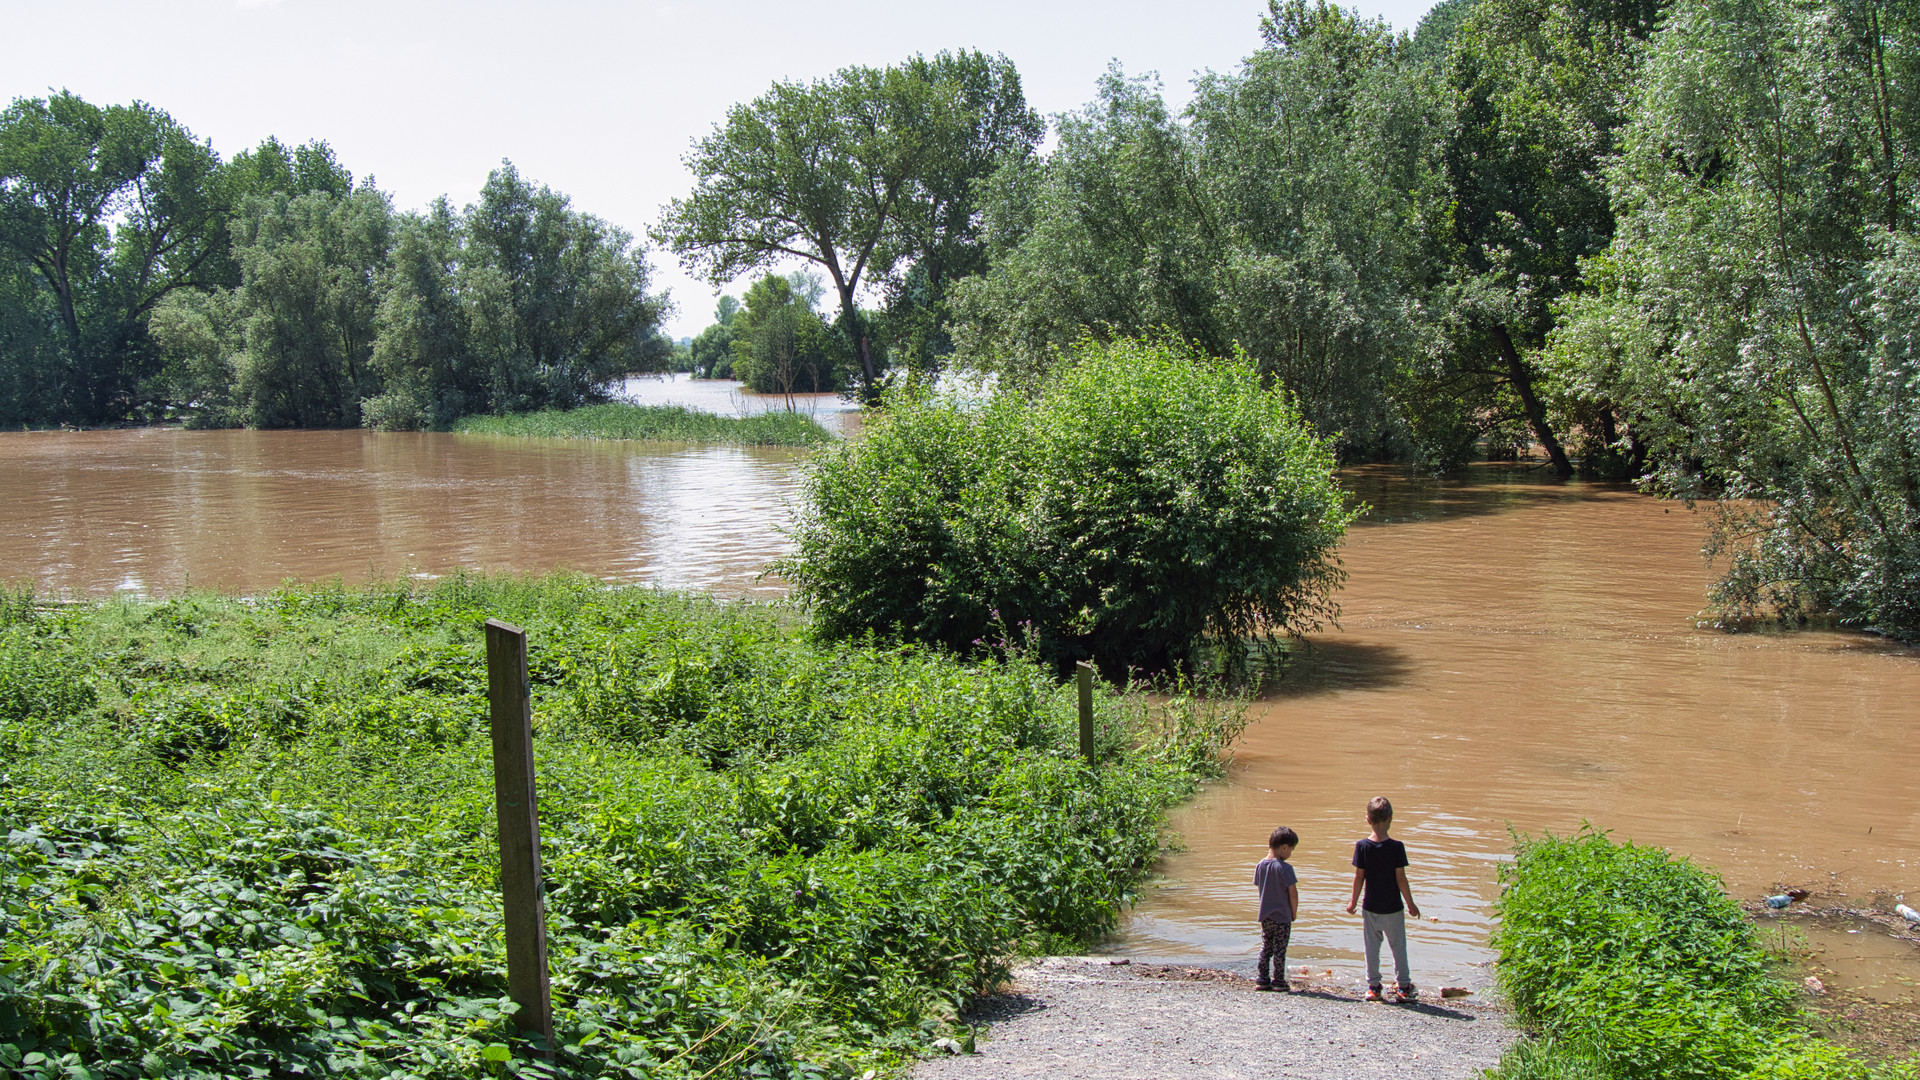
[914,959,1517,1080]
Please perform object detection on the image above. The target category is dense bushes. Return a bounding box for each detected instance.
[0,575,1241,1078]
[1489,830,1907,1080]
[777,336,1359,675]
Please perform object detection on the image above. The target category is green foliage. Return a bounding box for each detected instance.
[0,91,236,425]
[777,336,1358,675]
[1490,830,1900,1080]
[654,50,1042,399]
[690,295,740,379]
[0,575,1239,1077]
[0,88,670,431]
[730,273,843,394]
[451,402,831,446]
[1549,0,1920,634]
[949,8,1458,465]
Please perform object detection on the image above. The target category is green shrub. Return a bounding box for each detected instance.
[0,576,1241,1078]
[1490,829,1906,1080]
[777,336,1360,675]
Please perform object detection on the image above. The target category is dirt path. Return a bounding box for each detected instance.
[913,959,1517,1080]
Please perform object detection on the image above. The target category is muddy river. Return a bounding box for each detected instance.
[1118,467,1920,990]
[2,407,1914,992]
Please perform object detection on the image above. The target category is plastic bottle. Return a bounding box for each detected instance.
[1896,903,1920,924]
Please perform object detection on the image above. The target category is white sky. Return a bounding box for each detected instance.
[2,0,1438,338]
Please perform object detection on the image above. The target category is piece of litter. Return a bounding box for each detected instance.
[1440,987,1471,998]
[1109,958,1131,965]
[1802,976,1826,994]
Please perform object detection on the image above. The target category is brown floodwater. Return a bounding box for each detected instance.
[0,427,808,598]
[1115,465,1920,992]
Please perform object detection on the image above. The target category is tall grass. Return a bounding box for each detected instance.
[1488,830,1914,1080]
[452,402,833,446]
[0,575,1242,1079]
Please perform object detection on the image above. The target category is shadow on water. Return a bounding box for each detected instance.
[1265,639,1417,698]
[1341,463,1633,530]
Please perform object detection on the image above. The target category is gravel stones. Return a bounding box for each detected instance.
[914,958,1517,1080]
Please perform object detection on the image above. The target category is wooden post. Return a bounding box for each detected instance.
[485,618,553,1049]
[1076,661,1096,765]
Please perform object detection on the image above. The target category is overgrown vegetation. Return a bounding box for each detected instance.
[452,402,833,447]
[0,575,1244,1078]
[777,336,1359,676]
[1489,830,1915,1080]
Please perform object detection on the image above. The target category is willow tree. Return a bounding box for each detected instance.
[1553,0,1920,631]
[655,52,1036,399]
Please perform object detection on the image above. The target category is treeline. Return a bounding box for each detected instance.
[668,0,1919,633]
[0,93,672,429]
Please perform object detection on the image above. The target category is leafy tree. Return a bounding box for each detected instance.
[0,253,61,426]
[0,91,234,423]
[878,51,1043,375]
[952,5,1454,463]
[656,53,1030,399]
[202,188,395,428]
[1551,0,1920,631]
[457,162,672,413]
[688,295,739,379]
[1435,0,1664,476]
[729,272,840,395]
[778,336,1359,675]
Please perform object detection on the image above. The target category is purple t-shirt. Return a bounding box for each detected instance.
[1254,856,1297,922]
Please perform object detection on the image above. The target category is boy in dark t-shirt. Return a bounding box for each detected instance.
[1344,796,1420,1002]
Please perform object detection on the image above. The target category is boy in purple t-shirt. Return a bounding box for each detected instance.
[1253,826,1299,991]
[1345,796,1420,1002]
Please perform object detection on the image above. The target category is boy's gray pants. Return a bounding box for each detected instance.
[1361,908,1413,989]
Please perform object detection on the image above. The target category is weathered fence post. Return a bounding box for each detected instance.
[485,618,553,1050]
[1076,661,1096,765]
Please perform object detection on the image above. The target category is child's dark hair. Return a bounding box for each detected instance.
[1367,796,1393,825]
[1269,826,1298,849]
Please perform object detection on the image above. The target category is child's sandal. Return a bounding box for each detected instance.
[1365,986,1385,1002]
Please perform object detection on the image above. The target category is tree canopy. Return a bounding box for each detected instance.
[0,92,672,430]
[654,50,1040,398]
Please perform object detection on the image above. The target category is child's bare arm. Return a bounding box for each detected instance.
[1288,882,1299,921]
[1396,866,1420,919]
[1346,867,1364,914]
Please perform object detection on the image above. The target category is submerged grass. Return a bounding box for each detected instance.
[452,402,834,446]
[0,575,1243,1078]
[1488,829,1917,1080]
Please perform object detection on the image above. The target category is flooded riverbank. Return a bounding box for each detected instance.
[1117,466,1920,992]
[3,421,1913,999]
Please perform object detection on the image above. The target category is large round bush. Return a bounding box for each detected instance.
[779,336,1359,674]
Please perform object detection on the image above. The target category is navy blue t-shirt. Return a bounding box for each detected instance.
[1352,837,1408,914]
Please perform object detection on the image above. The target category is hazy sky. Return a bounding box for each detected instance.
[2,0,1439,337]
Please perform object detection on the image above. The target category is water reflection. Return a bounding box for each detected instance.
[0,428,807,598]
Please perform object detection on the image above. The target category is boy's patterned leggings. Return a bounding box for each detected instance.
[1257,918,1291,985]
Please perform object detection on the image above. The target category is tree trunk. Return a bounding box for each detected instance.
[1493,323,1573,478]
[835,282,877,401]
